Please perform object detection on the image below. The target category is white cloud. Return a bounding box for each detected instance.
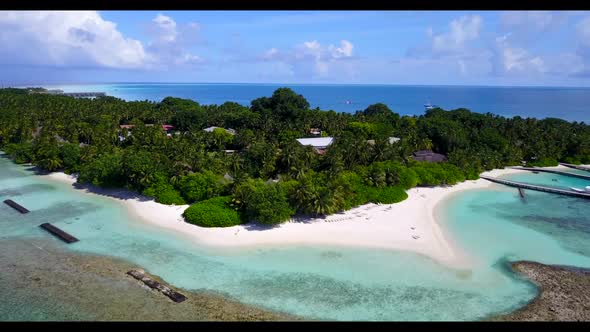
[403,15,488,77]
[260,47,280,60]
[491,34,546,75]
[0,11,148,69]
[258,39,355,80]
[573,16,590,76]
[577,16,590,49]
[0,11,203,71]
[458,60,467,75]
[152,14,178,42]
[485,15,590,79]
[429,15,482,56]
[500,11,556,32]
[329,40,354,58]
[144,13,203,68]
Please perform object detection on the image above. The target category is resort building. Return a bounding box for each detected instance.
[27,88,105,98]
[28,88,64,95]
[412,150,447,162]
[389,137,401,144]
[45,89,65,95]
[367,136,401,146]
[296,137,334,154]
[162,125,175,136]
[118,124,175,140]
[309,128,322,136]
[203,126,236,135]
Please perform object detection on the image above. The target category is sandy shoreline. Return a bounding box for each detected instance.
[41,166,554,269]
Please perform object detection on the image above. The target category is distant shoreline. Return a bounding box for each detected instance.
[11,82,590,89]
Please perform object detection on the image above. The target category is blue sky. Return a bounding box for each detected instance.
[2,11,590,86]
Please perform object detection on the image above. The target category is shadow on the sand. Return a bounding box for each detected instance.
[240,214,325,232]
[240,213,328,232]
[7,160,152,203]
[290,214,327,224]
[72,182,152,202]
[242,223,278,232]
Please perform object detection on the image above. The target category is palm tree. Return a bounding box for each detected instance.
[38,155,63,171]
[309,187,343,216]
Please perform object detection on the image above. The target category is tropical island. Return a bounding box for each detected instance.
[2,87,590,320]
[1,87,590,230]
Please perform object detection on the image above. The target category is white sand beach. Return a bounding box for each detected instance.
[43,167,546,268]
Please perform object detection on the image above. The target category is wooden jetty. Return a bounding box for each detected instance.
[127,269,187,303]
[39,223,79,243]
[559,162,590,173]
[480,176,590,200]
[3,199,30,214]
[512,167,590,181]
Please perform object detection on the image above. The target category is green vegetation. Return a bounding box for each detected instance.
[365,186,408,204]
[1,87,589,227]
[233,178,294,225]
[182,196,242,227]
[177,171,226,203]
[527,158,559,167]
[143,174,186,205]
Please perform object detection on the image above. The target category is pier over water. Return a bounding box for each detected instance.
[511,167,590,181]
[480,175,590,200]
[559,162,590,173]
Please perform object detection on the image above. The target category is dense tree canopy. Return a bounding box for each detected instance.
[1,87,589,227]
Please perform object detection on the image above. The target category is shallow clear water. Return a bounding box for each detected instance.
[2,157,590,321]
[504,169,590,191]
[44,83,590,122]
[555,167,590,177]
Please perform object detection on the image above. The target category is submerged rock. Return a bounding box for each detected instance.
[491,261,590,321]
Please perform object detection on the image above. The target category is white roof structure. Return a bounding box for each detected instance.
[203,126,236,135]
[296,137,334,149]
[389,137,401,144]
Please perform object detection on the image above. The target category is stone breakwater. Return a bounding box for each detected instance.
[127,269,188,303]
[492,261,590,321]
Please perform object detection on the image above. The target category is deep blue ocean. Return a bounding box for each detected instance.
[47,83,590,122]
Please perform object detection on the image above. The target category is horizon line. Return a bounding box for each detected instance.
[7,81,590,89]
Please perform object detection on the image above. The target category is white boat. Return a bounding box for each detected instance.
[424,102,437,110]
[570,186,590,193]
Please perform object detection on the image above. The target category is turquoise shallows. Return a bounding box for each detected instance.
[1,158,589,320]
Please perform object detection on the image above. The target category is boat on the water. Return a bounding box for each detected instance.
[570,186,590,193]
[424,102,437,110]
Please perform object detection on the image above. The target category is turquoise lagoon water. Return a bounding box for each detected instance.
[2,157,590,321]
